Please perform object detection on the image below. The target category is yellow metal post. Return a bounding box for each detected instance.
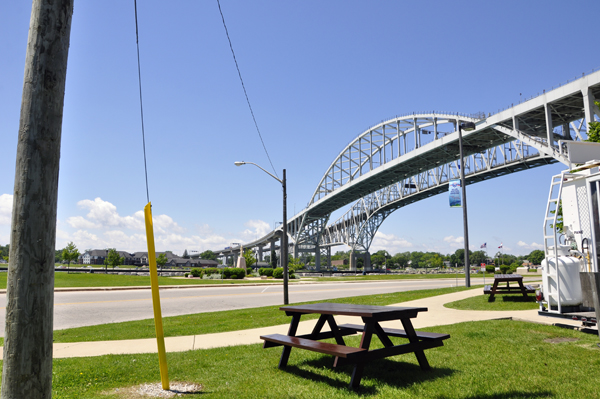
[144,202,169,390]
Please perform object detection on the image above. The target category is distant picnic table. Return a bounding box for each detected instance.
[484,274,535,300]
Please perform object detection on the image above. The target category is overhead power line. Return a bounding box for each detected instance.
[216,0,279,179]
[134,0,150,203]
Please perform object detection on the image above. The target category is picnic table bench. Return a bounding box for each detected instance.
[260,303,450,390]
[484,274,535,300]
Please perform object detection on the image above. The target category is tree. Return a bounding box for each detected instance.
[106,249,123,269]
[391,252,410,269]
[2,2,74,398]
[270,249,278,268]
[429,254,444,268]
[182,249,189,259]
[450,248,479,267]
[61,242,80,272]
[199,250,216,261]
[410,251,426,267]
[371,250,390,268]
[54,248,63,263]
[528,250,545,265]
[0,244,9,261]
[585,101,600,142]
[243,249,256,268]
[303,254,315,265]
[470,250,487,266]
[331,250,349,261]
[288,256,305,272]
[156,253,168,269]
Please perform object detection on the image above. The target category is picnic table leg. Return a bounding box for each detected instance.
[400,318,430,371]
[309,314,328,338]
[489,280,499,300]
[518,280,528,298]
[279,312,301,368]
[372,322,394,347]
[326,315,346,345]
[348,320,375,389]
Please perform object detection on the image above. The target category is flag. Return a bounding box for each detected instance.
[480,243,487,249]
[498,243,503,248]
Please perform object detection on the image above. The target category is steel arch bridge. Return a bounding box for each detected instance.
[216,70,600,268]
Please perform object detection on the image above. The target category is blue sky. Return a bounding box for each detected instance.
[1,1,599,257]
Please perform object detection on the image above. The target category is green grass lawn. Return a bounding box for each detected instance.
[445,293,540,311]
[52,286,473,343]
[0,270,472,289]
[0,272,269,289]
[310,272,475,282]
[48,319,600,398]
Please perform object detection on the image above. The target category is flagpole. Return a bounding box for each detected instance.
[481,243,487,285]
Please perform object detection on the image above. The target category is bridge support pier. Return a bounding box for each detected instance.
[364,252,371,271]
[349,251,357,271]
[315,245,321,272]
[583,87,598,130]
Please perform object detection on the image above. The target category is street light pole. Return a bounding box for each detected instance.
[458,121,476,288]
[235,161,289,304]
[282,169,288,305]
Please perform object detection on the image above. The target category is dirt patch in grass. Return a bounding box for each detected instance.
[103,382,203,398]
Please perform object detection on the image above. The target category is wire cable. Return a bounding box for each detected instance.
[134,0,150,203]
[216,0,279,179]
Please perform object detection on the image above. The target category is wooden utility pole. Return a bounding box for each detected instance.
[1,1,73,398]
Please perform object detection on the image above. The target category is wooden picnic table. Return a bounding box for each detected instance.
[260,303,450,390]
[484,274,535,300]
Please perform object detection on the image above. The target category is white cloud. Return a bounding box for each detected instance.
[0,194,13,225]
[240,220,271,241]
[370,231,413,254]
[66,215,101,230]
[76,198,145,230]
[5,195,263,254]
[152,213,185,235]
[443,235,464,245]
[517,241,543,251]
[68,230,106,251]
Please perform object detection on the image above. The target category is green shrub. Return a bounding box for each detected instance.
[509,262,520,273]
[273,267,284,279]
[485,265,495,274]
[190,268,203,278]
[259,267,273,277]
[222,267,246,279]
[246,267,253,276]
[204,267,221,276]
[184,273,189,277]
[499,264,511,274]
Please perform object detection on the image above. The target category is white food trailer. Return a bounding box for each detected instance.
[539,156,600,327]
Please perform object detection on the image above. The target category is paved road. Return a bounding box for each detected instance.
[0,276,519,334]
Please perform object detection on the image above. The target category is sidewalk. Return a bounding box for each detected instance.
[15,287,588,360]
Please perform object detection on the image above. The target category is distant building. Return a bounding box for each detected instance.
[331,259,348,266]
[79,249,220,268]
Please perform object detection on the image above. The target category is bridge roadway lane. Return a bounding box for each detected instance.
[0,277,495,334]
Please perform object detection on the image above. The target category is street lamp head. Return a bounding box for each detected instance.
[460,122,476,131]
[234,161,246,166]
